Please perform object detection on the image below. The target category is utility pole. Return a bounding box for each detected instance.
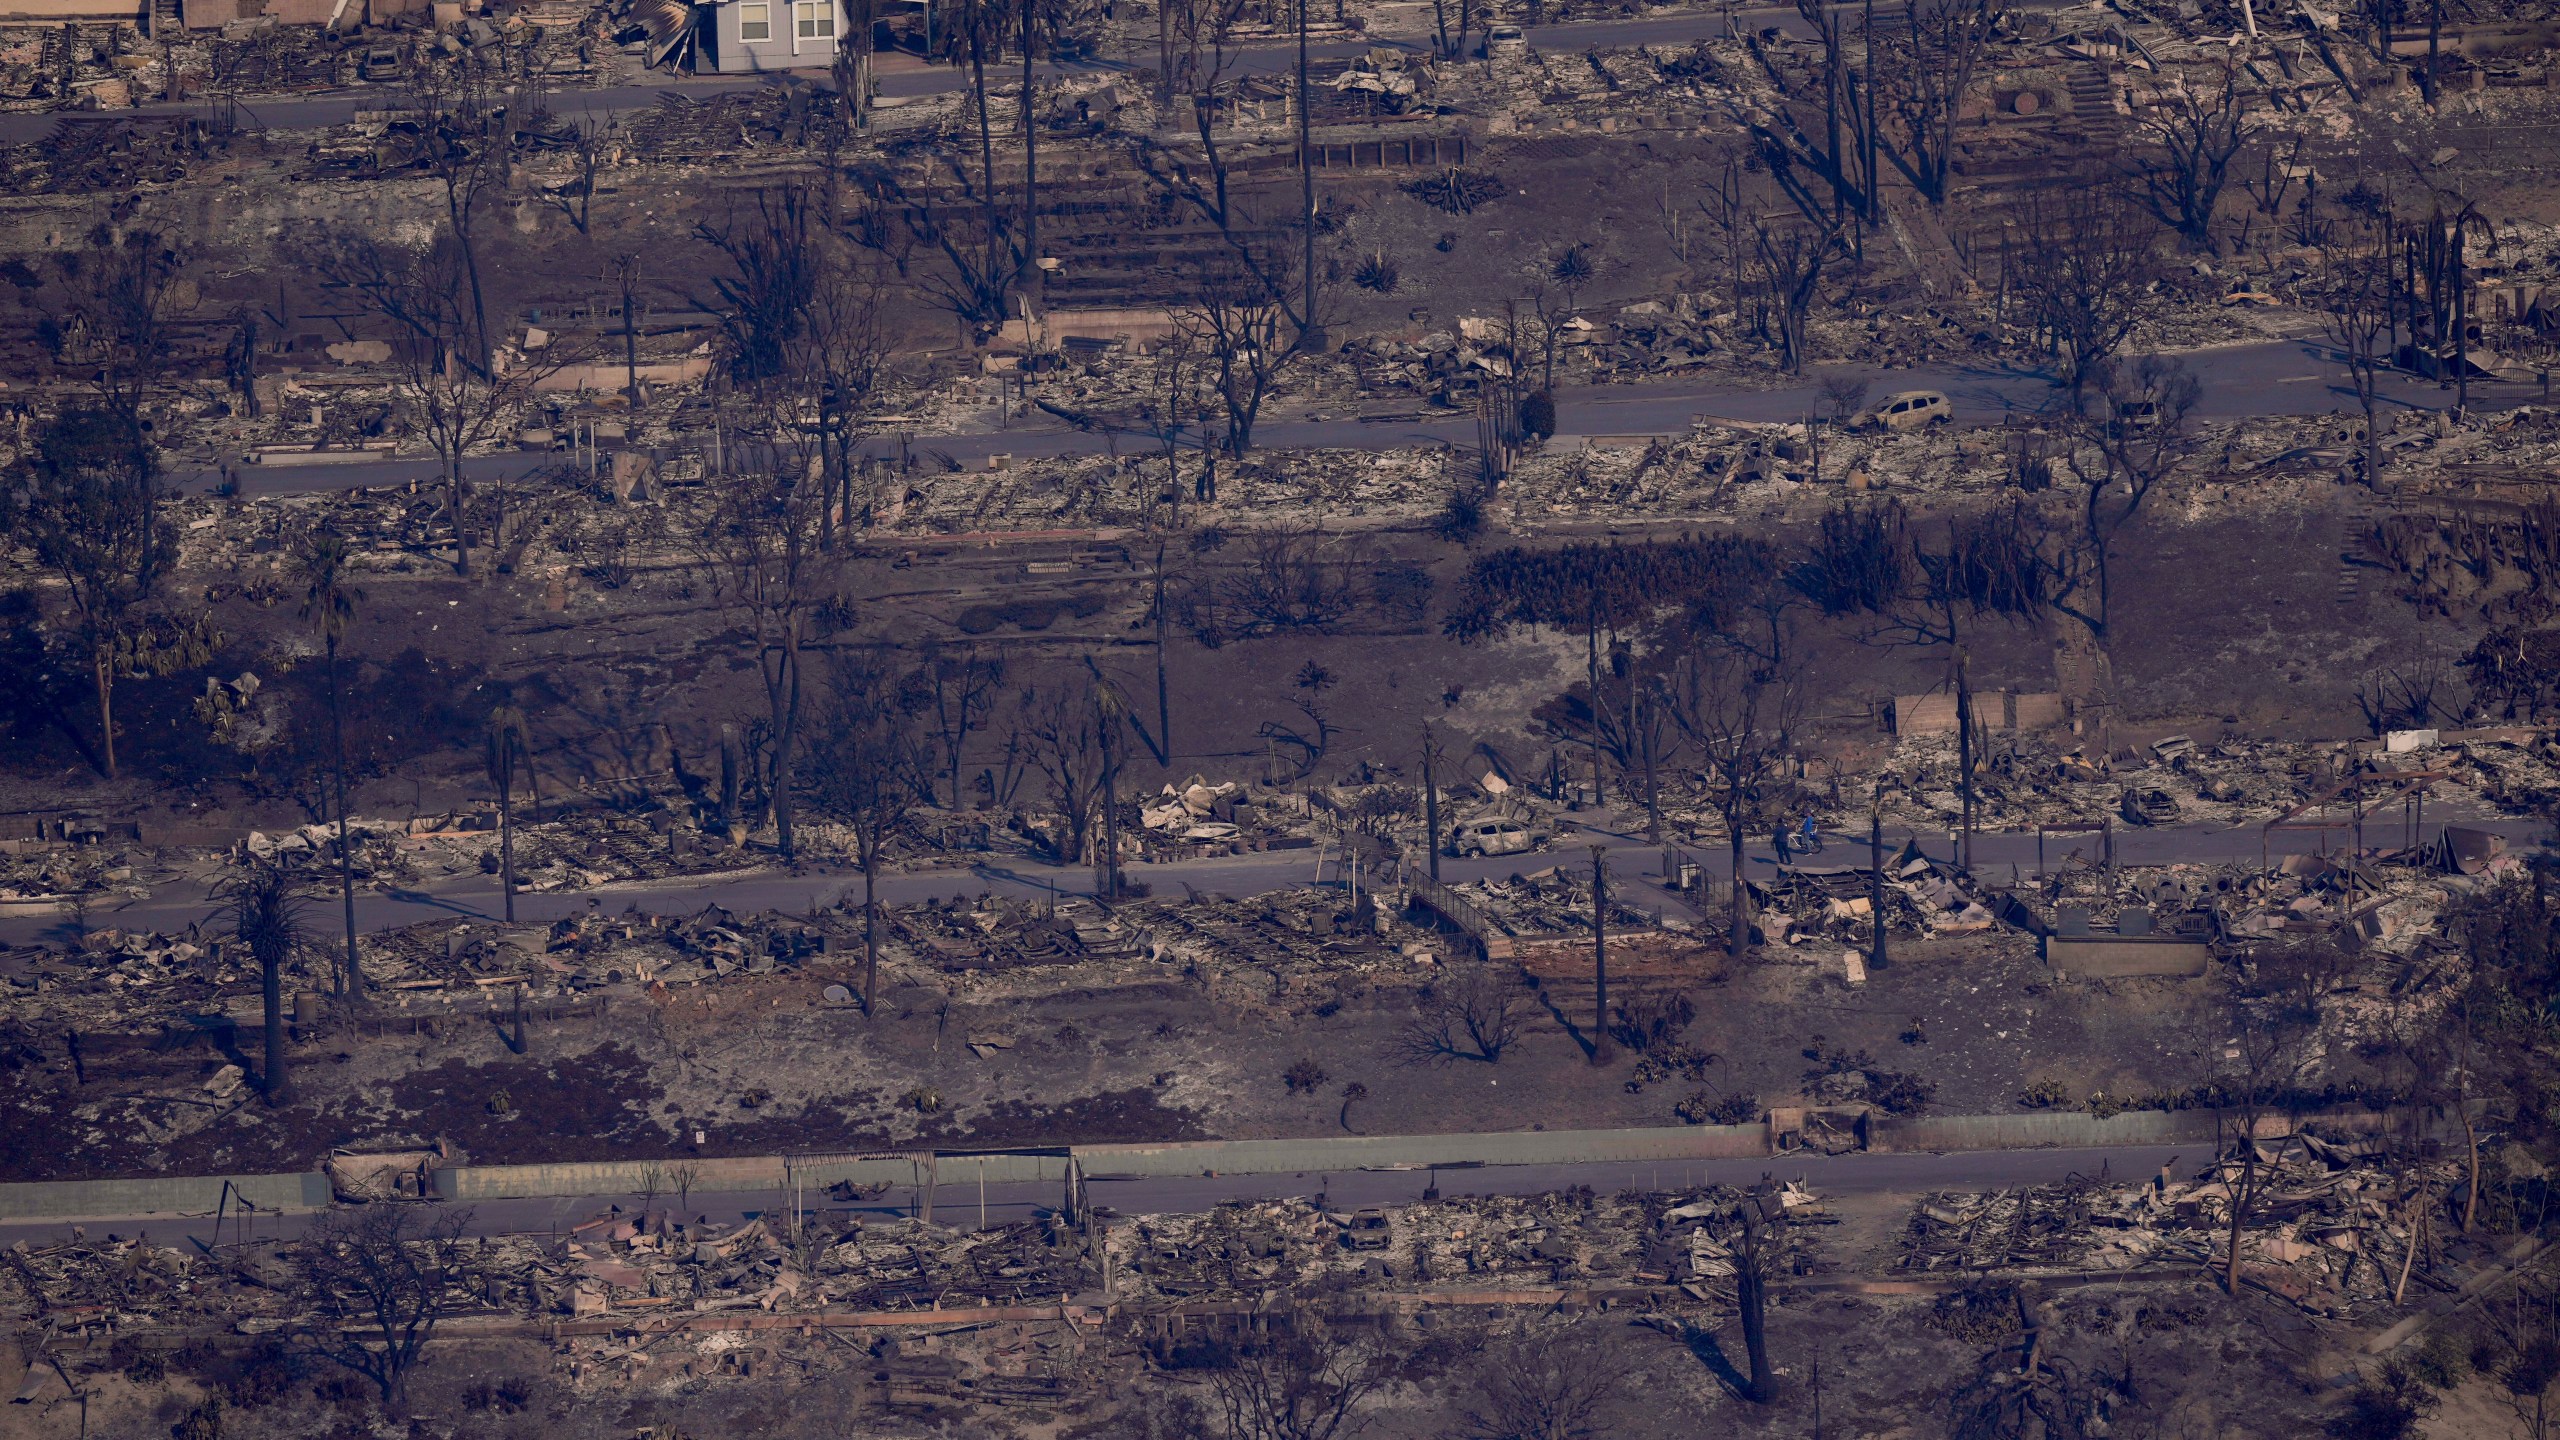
[1869,801,1888,972]
[1590,846,1613,1066]
[1095,693,1121,903]
[1421,726,1445,884]
[1955,651,1975,873]
[2349,741,2365,930]
[1294,0,1319,350]
[615,253,642,411]
[1153,542,1172,761]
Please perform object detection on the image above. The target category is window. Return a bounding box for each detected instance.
[795,0,833,37]
[737,1,769,39]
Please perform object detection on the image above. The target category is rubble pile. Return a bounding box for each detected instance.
[887,895,1117,977]
[0,900,841,1039]
[0,1232,234,1335]
[620,86,853,162]
[1444,865,1661,942]
[1109,1182,1827,1306]
[0,841,169,908]
[885,887,1438,1005]
[1901,1139,2468,1321]
[1748,847,1991,950]
[536,1210,1095,1320]
[1871,726,2550,838]
[1900,1178,2107,1272]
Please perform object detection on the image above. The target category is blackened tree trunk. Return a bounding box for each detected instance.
[1095,701,1121,900]
[1154,549,1173,761]
[1726,798,1749,959]
[1736,1204,1776,1401]
[1590,846,1612,1066]
[328,635,362,1000]
[1019,0,1040,287]
[93,646,118,780]
[497,771,515,922]
[1956,652,1974,871]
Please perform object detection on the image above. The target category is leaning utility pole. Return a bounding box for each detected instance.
[1590,846,1613,1066]
[1869,802,1888,972]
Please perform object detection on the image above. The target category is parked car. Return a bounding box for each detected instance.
[1340,1209,1393,1249]
[2112,397,2164,430]
[2119,788,2179,826]
[1485,24,1527,57]
[1859,389,1953,432]
[1449,819,1534,858]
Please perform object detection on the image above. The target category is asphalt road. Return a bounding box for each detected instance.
[187,335,2534,501]
[5,811,2538,948]
[0,1141,2183,1245]
[0,0,2023,146]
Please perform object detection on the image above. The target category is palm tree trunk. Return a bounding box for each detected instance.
[328,636,362,999]
[1737,1229,1773,1400]
[1096,718,1119,901]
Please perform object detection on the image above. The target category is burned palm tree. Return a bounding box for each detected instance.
[484,706,537,924]
[219,860,307,1104]
[295,531,366,1001]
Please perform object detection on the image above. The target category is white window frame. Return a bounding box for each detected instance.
[737,1,770,41]
[793,0,833,48]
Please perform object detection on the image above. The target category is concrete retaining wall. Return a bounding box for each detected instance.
[1872,1110,2199,1152]
[2045,937,2212,980]
[0,1106,2428,1219]
[0,1171,325,1221]
[435,1150,1074,1202]
[1076,1124,1769,1178]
